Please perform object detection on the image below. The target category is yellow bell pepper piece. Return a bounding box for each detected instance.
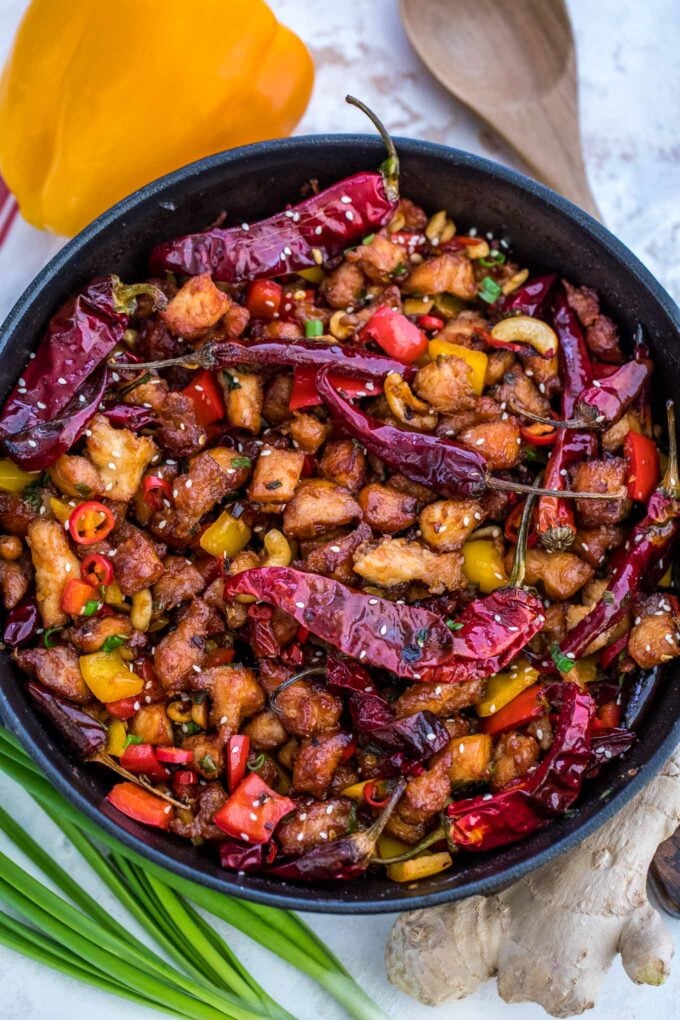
[0,0,313,235]
[79,650,143,703]
[387,852,453,883]
[462,540,508,593]
[106,719,127,758]
[297,267,325,285]
[659,565,673,587]
[103,581,127,608]
[49,497,72,524]
[340,780,374,801]
[376,834,412,860]
[200,512,251,558]
[0,459,39,493]
[476,659,539,717]
[428,340,487,395]
[568,654,600,686]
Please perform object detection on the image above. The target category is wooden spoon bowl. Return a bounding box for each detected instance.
[400,0,601,219]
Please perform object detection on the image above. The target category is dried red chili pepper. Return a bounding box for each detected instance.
[27,681,107,758]
[289,365,382,412]
[498,273,557,317]
[268,779,406,881]
[0,276,164,442]
[4,367,109,470]
[3,598,40,647]
[536,285,595,551]
[120,336,414,386]
[554,401,680,664]
[226,489,545,685]
[446,683,594,851]
[315,364,609,504]
[149,97,400,282]
[219,839,277,873]
[103,404,156,430]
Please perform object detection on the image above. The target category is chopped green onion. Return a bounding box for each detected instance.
[199,754,218,773]
[305,319,324,338]
[549,642,576,673]
[101,634,128,653]
[478,276,502,304]
[247,753,267,773]
[478,251,506,267]
[123,734,143,749]
[446,620,464,631]
[82,600,101,618]
[231,456,252,468]
[44,627,63,648]
[361,233,376,245]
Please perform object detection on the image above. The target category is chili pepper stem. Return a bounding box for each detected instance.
[509,488,539,588]
[345,95,399,201]
[487,476,626,501]
[90,750,185,809]
[513,406,591,430]
[110,351,210,372]
[370,826,446,865]
[269,666,326,712]
[360,779,407,845]
[662,400,680,498]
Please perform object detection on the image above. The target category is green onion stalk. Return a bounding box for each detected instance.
[0,726,387,1020]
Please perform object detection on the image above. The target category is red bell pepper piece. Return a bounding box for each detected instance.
[417,314,444,332]
[213,773,294,843]
[155,746,195,764]
[289,365,381,411]
[358,306,427,364]
[60,578,99,616]
[182,369,225,426]
[227,734,251,793]
[480,683,548,736]
[245,280,282,320]
[520,421,557,447]
[624,431,660,502]
[107,782,173,830]
[120,743,170,783]
[105,696,139,720]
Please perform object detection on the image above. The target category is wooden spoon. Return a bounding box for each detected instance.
[399,0,601,219]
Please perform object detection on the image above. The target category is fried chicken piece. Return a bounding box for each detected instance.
[14,645,90,703]
[353,537,464,594]
[419,499,485,551]
[320,262,365,309]
[276,799,354,855]
[319,439,367,493]
[49,454,103,499]
[153,598,215,695]
[283,480,362,540]
[292,733,352,798]
[404,252,476,299]
[571,458,631,527]
[160,273,230,339]
[395,677,485,718]
[192,664,265,736]
[86,415,157,502]
[27,518,80,627]
[130,704,174,746]
[113,523,165,596]
[457,418,522,471]
[413,356,477,414]
[249,446,304,504]
[490,731,539,792]
[514,548,594,600]
[358,483,419,533]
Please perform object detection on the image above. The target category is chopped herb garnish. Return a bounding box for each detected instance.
[82,600,101,618]
[305,319,324,338]
[247,753,267,772]
[265,479,283,490]
[23,474,48,509]
[549,642,575,673]
[191,690,207,704]
[478,276,502,304]
[180,721,201,736]
[231,456,252,468]
[598,787,613,800]
[446,620,464,631]
[75,482,93,497]
[198,754,218,773]
[602,591,616,606]
[392,262,408,276]
[362,233,376,245]
[478,251,506,268]
[44,627,63,648]
[123,734,143,749]
[102,634,129,653]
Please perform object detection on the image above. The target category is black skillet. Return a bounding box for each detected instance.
[0,136,679,913]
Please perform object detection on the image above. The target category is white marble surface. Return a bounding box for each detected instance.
[0,0,679,1018]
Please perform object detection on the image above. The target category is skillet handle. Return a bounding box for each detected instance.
[649,827,680,917]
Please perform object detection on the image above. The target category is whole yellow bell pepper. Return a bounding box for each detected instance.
[0,0,313,235]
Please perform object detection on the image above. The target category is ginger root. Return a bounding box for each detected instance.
[386,746,680,1017]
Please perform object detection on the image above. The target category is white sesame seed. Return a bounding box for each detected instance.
[57,377,67,385]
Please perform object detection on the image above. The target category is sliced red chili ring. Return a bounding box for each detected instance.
[81,553,114,587]
[417,314,445,332]
[68,501,116,546]
[143,475,173,511]
[363,780,390,809]
[520,421,557,446]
